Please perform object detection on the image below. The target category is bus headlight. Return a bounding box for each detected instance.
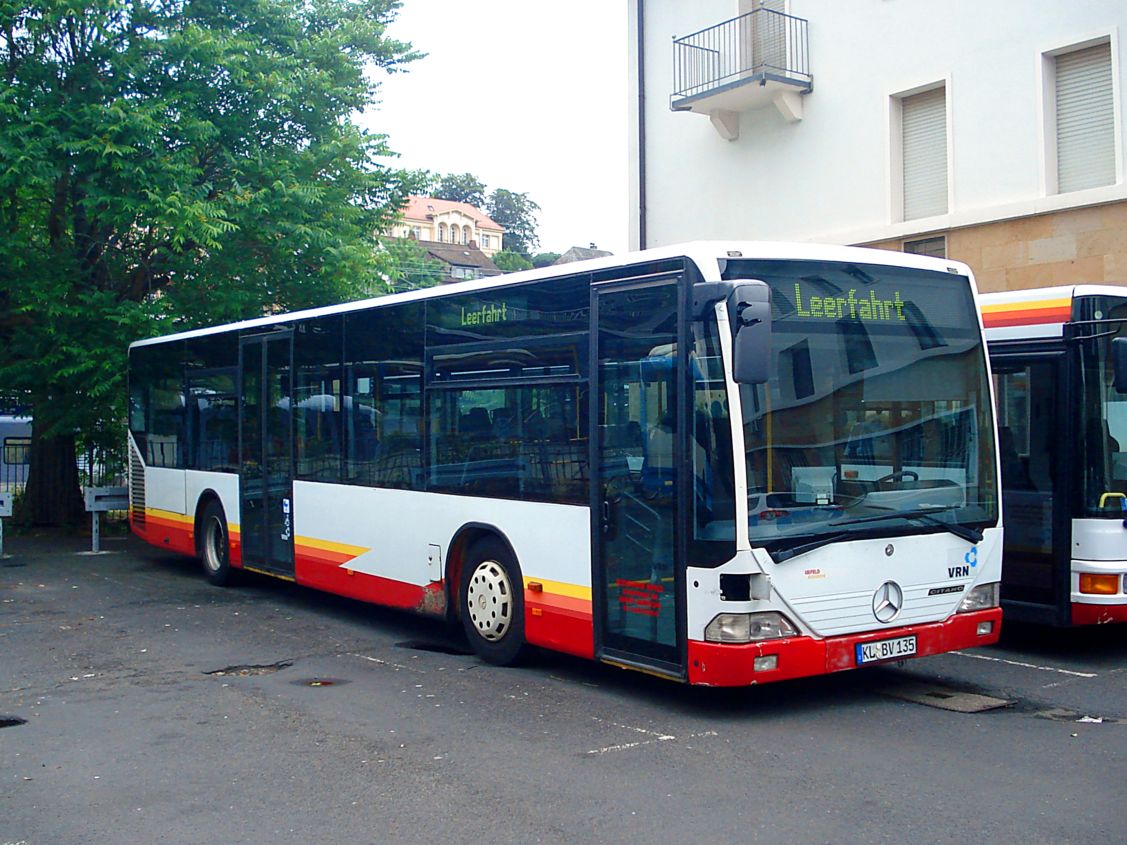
[958,582,1000,613]
[704,612,798,643]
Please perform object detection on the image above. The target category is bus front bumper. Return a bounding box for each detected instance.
[686,608,1002,687]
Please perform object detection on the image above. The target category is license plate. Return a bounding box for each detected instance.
[856,635,917,665]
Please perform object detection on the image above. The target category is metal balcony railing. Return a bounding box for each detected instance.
[672,8,811,105]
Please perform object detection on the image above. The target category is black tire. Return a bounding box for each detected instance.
[198,499,235,586]
[459,537,526,666]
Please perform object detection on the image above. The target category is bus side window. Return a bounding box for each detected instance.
[345,302,424,490]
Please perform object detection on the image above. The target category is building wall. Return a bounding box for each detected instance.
[631,0,1127,291]
[866,203,1127,292]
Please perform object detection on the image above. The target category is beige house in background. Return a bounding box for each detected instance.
[392,196,506,258]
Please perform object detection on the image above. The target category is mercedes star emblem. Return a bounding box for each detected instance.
[872,580,904,623]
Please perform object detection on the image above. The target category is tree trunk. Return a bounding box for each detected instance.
[22,410,85,528]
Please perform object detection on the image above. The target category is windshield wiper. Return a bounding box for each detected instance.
[829,506,984,544]
[770,532,853,563]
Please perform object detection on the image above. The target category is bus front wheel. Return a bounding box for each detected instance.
[199,499,235,587]
[460,538,526,666]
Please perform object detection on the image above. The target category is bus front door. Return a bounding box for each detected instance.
[239,332,295,578]
[593,279,685,679]
[993,352,1072,624]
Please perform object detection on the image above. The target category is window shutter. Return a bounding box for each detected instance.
[1056,43,1114,193]
[902,87,948,221]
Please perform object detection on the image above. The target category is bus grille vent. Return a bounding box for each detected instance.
[129,443,145,526]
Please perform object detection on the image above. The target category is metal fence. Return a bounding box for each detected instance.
[672,8,811,101]
[0,438,124,496]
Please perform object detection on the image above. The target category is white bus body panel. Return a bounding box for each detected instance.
[1072,518,1127,561]
[186,470,240,525]
[293,482,591,590]
[145,466,186,515]
[1071,518,1127,605]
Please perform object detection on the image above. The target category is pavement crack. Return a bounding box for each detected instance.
[203,659,294,677]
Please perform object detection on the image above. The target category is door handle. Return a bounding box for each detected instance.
[602,500,617,538]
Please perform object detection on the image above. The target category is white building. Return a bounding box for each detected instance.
[629,1,1127,291]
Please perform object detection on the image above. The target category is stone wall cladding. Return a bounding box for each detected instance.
[864,200,1127,293]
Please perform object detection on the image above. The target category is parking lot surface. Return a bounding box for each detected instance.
[2,533,1126,844]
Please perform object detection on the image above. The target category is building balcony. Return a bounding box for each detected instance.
[671,8,812,140]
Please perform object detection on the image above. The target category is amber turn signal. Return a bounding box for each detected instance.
[1078,573,1120,595]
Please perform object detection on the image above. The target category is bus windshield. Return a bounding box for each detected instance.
[723,259,998,554]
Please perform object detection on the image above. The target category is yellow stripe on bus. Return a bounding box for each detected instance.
[524,576,592,602]
[144,508,240,533]
[144,508,195,525]
[295,535,371,557]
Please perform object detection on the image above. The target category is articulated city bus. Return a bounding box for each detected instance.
[982,286,1127,626]
[128,242,1002,685]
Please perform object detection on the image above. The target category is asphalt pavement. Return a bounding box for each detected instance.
[2,532,1125,844]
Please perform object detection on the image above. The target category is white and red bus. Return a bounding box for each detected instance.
[982,286,1127,626]
[128,242,1002,685]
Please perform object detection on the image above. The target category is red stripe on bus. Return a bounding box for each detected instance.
[295,549,596,655]
[134,515,195,557]
[524,589,594,659]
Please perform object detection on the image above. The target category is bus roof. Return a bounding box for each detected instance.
[130,240,976,349]
[980,284,1127,341]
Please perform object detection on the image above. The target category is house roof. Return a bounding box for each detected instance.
[402,195,504,233]
[420,240,500,272]
[554,246,614,264]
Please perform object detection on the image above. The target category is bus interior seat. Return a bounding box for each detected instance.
[460,407,491,439]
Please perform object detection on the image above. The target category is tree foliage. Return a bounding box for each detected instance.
[530,252,561,268]
[0,0,420,524]
[486,188,540,256]
[492,250,532,273]
[434,172,487,209]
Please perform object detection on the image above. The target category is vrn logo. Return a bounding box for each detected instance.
[948,546,978,579]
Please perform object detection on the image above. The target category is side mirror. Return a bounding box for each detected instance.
[1114,337,1127,393]
[728,281,771,384]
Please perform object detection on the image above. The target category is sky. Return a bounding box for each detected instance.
[359,0,630,256]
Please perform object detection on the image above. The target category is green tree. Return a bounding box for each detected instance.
[487,188,540,256]
[382,237,445,290]
[492,250,533,273]
[530,252,561,268]
[0,0,420,525]
[404,168,436,196]
[434,172,487,209]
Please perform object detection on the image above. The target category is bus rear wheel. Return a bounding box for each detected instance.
[199,499,235,587]
[460,538,526,666]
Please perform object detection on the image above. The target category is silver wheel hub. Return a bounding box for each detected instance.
[203,516,224,572]
[466,560,513,642]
